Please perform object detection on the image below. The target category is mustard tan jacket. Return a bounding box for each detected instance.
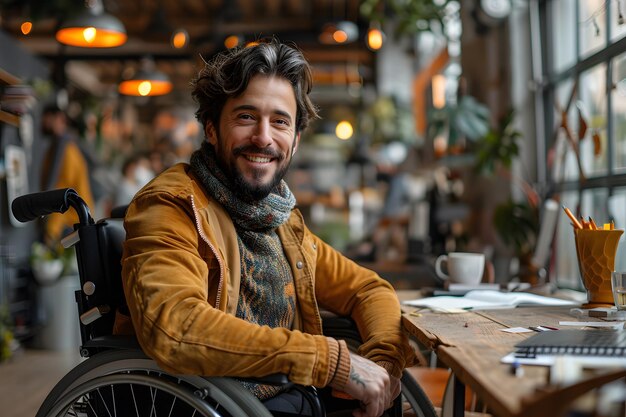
[120,163,414,387]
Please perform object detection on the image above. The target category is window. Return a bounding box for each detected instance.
[540,1,626,288]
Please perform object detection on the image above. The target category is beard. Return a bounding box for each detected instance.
[215,143,292,201]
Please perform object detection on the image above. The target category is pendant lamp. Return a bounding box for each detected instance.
[319,21,359,45]
[366,22,385,51]
[118,58,173,97]
[56,0,127,48]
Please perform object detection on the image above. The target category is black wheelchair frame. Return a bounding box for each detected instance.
[12,188,437,417]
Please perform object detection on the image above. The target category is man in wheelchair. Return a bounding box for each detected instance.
[115,37,416,417]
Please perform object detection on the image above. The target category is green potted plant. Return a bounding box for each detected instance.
[474,110,541,282]
[30,241,68,285]
[0,305,16,362]
[428,95,492,149]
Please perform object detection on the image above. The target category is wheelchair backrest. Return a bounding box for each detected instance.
[74,215,127,344]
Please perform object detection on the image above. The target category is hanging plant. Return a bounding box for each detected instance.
[360,0,452,37]
[474,110,521,175]
[427,95,491,146]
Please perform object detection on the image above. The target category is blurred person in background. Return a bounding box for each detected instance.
[113,153,154,207]
[40,104,94,245]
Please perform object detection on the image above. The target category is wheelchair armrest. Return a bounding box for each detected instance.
[82,335,290,385]
[322,315,362,344]
[243,373,291,386]
[82,335,142,353]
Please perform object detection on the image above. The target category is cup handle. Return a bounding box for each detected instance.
[435,255,449,280]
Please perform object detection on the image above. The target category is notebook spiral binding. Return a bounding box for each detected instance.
[515,346,626,358]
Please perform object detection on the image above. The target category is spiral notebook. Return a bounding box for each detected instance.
[514,329,626,358]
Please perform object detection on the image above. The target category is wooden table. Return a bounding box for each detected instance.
[401,304,625,417]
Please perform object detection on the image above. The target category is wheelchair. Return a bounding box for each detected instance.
[12,188,437,417]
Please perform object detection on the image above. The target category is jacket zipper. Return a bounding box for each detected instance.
[190,195,225,310]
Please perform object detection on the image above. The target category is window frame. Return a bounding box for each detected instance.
[538,1,626,288]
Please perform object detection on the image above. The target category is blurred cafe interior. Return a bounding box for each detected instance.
[2,0,626,416]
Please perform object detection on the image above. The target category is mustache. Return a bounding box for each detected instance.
[233,145,284,160]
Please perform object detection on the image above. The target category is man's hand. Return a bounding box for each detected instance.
[340,352,400,417]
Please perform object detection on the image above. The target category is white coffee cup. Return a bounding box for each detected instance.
[435,252,485,285]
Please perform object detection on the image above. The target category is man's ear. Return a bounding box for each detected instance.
[205,122,217,146]
[292,133,300,156]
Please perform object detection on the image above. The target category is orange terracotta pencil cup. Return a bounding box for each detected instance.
[574,228,624,308]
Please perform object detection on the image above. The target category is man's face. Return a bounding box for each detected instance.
[206,75,300,200]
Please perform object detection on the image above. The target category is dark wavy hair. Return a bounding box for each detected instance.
[192,38,319,135]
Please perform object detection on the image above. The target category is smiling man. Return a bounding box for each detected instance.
[210,75,298,200]
[118,38,415,417]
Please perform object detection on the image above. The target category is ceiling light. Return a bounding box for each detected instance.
[119,59,172,97]
[55,0,127,48]
[366,25,384,51]
[21,21,33,35]
[224,35,243,49]
[319,21,359,45]
[171,29,189,49]
[336,120,354,140]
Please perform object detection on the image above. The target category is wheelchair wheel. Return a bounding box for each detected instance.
[400,370,438,417]
[322,316,438,417]
[44,373,218,417]
[36,349,273,417]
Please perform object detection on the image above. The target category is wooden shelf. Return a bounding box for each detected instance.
[0,67,22,126]
[0,68,21,86]
[0,110,19,127]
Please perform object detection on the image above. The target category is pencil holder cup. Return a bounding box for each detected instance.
[574,228,624,308]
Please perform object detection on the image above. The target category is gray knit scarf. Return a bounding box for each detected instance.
[190,142,296,399]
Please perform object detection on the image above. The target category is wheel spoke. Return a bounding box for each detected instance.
[95,387,114,417]
[168,393,177,417]
[130,384,140,417]
[150,385,158,417]
[111,385,116,417]
[86,392,99,416]
[67,403,79,417]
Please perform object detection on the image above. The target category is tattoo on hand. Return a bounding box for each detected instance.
[350,368,366,388]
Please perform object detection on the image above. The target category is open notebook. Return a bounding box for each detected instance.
[403,290,577,311]
[501,329,626,366]
[514,329,626,357]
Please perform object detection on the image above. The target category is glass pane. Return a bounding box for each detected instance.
[610,187,626,272]
[551,79,581,182]
[578,63,608,177]
[610,0,626,42]
[581,188,609,227]
[612,53,626,171]
[554,191,581,289]
[579,0,607,59]
[551,0,577,72]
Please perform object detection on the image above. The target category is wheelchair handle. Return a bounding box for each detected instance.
[11,188,93,225]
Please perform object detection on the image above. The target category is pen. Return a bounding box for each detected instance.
[562,205,583,229]
[529,325,559,332]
